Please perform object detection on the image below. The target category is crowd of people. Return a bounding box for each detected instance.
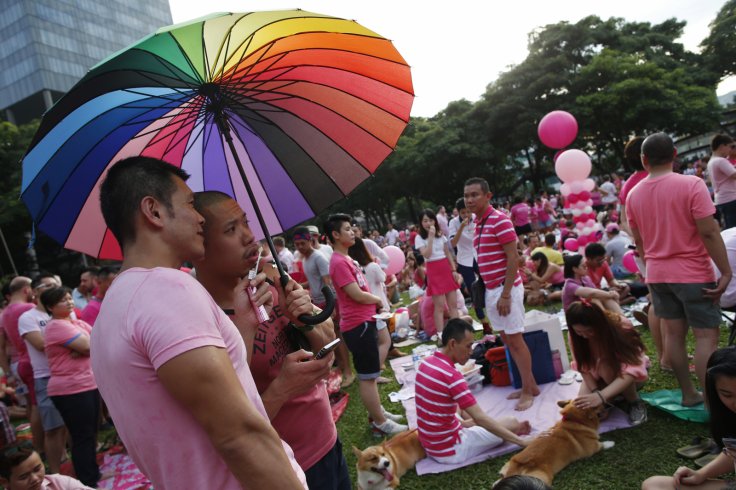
[0,133,734,488]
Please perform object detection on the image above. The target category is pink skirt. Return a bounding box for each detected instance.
[426,258,459,296]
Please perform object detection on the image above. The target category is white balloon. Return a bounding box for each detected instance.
[582,227,592,235]
[583,206,593,214]
[572,209,582,217]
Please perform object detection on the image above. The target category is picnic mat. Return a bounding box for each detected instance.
[640,389,709,423]
[389,356,634,475]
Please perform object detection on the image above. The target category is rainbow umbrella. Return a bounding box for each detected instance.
[20,10,413,263]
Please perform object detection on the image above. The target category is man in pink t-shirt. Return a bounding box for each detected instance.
[707,134,736,229]
[415,319,529,462]
[192,191,351,490]
[327,213,408,437]
[92,157,307,489]
[510,197,532,235]
[79,266,117,326]
[627,133,731,407]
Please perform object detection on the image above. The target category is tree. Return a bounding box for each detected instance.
[701,0,736,79]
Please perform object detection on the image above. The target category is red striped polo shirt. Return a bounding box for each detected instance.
[474,205,522,289]
[415,351,476,458]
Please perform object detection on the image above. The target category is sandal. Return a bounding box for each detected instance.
[676,436,716,459]
[694,445,721,468]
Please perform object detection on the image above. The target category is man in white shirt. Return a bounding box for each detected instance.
[18,274,66,473]
[449,198,491,334]
[600,175,618,206]
[718,227,736,309]
[273,237,295,273]
[385,223,400,246]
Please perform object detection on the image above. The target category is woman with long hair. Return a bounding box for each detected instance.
[643,347,736,489]
[562,254,622,314]
[566,301,648,426]
[529,252,565,289]
[414,209,460,336]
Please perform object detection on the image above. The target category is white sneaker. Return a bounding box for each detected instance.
[381,407,405,422]
[371,418,408,436]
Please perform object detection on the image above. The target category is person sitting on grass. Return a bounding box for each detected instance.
[642,346,736,489]
[562,254,623,314]
[0,443,94,489]
[566,301,648,426]
[415,318,530,464]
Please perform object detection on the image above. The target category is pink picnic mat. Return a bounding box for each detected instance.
[389,355,633,475]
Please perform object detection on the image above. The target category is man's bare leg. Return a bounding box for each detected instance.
[663,318,702,406]
[501,332,540,411]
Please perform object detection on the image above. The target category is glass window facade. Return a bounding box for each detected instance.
[0,0,172,122]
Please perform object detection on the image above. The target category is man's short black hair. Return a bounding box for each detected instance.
[441,318,474,346]
[464,177,489,193]
[324,214,352,244]
[80,266,99,278]
[455,197,466,211]
[97,266,119,280]
[642,133,675,167]
[100,157,190,249]
[584,242,606,258]
[31,272,57,290]
[712,134,734,152]
[544,233,556,247]
[624,137,645,170]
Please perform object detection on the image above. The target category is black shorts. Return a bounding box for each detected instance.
[514,223,532,235]
[342,321,380,380]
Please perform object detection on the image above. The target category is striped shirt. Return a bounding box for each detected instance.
[415,351,476,458]
[474,206,522,289]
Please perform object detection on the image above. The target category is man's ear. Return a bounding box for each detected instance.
[140,196,165,229]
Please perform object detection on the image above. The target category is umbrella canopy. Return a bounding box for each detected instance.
[21,10,413,260]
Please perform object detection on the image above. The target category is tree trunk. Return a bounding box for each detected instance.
[406,196,418,224]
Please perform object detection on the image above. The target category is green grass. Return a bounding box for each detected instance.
[336,302,732,489]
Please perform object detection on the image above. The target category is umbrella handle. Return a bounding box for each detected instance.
[297,286,335,325]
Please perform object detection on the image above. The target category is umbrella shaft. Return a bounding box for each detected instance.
[214,113,288,287]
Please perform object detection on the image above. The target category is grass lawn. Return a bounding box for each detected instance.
[336,302,733,489]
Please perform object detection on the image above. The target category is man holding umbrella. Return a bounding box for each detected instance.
[192,191,351,489]
[92,157,307,489]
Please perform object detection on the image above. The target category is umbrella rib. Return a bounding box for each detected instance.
[157,112,201,160]
[219,33,257,87]
[28,102,191,226]
[165,33,206,84]
[181,116,208,158]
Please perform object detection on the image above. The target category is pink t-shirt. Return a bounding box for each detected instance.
[1,302,34,364]
[79,298,101,326]
[708,156,736,205]
[626,173,716,283]
[42,473,95,489]
[619,170,647,205]
[474,206,523,289]
[44,318,96,396]
[90,268,306,490]
[510,203,531,227]
[415,351,476,458]
[329,253,376,332]
[247,286,336,471]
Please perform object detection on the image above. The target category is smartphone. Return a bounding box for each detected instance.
[314,338,341,360]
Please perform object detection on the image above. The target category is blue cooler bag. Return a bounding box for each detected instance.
[506,330,556,388]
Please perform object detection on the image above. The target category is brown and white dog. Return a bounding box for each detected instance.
[353,429,426,489]
[499,399,614,486]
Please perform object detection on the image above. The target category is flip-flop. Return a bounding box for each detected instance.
[676,436,715,459]
[694,446,721,468]
[558,371,576,385]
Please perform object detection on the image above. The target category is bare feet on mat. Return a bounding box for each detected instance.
[507,387,541,399]
[682,392,704,407]
[515,393,536,411]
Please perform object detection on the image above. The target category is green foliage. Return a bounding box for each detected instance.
[701,0,736,79]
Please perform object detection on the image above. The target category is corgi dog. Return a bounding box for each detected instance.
[499,399,614,486]
[353,429,426,489]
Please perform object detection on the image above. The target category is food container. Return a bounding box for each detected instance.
[466,373,484,393]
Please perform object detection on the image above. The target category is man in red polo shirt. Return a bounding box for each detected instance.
[464,177,539,411]
[415,318,529,462]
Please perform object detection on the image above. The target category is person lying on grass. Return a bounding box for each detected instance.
[642,346,736,489]
[566,300,648,426]
[0,443,94,490]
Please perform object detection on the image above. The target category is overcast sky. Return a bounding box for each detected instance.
[169,0,736,117]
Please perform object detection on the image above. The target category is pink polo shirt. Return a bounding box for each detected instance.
[626,173,716,283]
[91,268,306,490]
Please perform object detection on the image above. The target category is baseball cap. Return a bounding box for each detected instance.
[306,225,319,235]
[605,223,619,233]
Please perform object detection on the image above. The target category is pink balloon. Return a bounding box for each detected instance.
[577,235,588,246]
[575,221,585,230]
[570,181,584,194]
[560,183,572,196]
[586,219,596,228]
[383,246,406,276]
[622,250,638,274]
[538,110,578,149]
[567,194,579,204]
[555,150,592,183]
[578,191,591,201]
[564,238,579,252]
[575,201,587,210]
[582,178,595,192]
